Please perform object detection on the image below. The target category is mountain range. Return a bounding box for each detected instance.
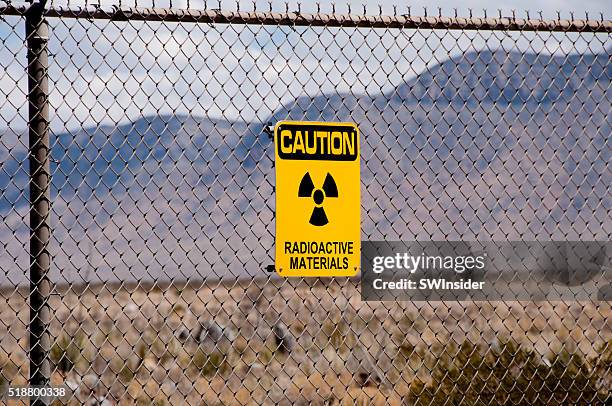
[1,48,609,284]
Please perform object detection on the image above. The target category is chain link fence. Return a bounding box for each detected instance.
[0,1,611,404]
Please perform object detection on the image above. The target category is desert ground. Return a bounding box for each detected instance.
[1,278,610,405]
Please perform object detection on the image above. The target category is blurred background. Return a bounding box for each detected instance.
[0,1,610,404]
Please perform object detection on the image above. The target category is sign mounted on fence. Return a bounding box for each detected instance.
[274,121,361,277]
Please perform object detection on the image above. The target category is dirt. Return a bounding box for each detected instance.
[0,278,610,404]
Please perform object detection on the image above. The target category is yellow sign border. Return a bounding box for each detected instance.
[274,120,361,277]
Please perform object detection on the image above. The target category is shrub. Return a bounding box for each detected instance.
[407,340,609,405]
[50,330,88,375]
[192,349,229,378]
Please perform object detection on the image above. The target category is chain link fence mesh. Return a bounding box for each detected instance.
[0,1,611,404]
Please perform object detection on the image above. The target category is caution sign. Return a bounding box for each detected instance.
[274,121,360,277]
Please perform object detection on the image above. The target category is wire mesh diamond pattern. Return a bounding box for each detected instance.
[0,1,610,405]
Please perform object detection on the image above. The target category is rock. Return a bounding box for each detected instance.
[125,303,138,318]
[176,325,190,341]
[355,369,382,388]
[74,374,102,404]
[346,345,384,388]
[65,378,80,392]
[160,381,176,396]
[81,373,101,392]
[94,396,113,406]
[273,322,295,354]
[196,320,235,343]
[194,319,236,352]
[196,320,224,343]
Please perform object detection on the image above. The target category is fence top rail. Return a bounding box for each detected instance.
[1,2,611,33]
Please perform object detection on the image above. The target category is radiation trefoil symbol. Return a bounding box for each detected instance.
[298,172,338,226]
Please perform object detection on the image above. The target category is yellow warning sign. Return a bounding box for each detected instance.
[274,121,360,277]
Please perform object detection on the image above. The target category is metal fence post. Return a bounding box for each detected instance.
[26,1,51,399]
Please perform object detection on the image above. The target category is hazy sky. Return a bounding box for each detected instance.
[0,0,610,130]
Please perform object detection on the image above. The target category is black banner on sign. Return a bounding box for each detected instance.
[276,123,359,161]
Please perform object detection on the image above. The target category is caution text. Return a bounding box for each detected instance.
[277,124,358,161]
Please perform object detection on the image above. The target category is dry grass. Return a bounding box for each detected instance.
[0,278,610,405]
